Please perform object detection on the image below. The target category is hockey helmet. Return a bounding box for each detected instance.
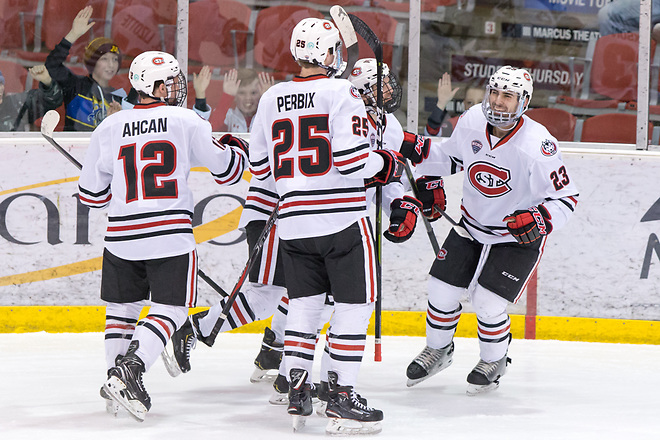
[349,58,402,114]
[290,18,343,76]
[482,65,533,127]
[129,51,187,107]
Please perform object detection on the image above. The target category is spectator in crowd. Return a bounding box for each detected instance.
[45,6,124,131]
[425,73,484,137]
[598,0,660,37]
[0,65,63,132]
[213,68,274,132]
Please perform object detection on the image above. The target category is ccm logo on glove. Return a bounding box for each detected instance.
[503,205,553,245]
[384,196,422,243]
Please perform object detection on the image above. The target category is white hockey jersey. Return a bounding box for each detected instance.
[78,102,247,260]
[416,105,579,244]
[249,74,385,240]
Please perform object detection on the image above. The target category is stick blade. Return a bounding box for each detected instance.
[41,110,61,138]
[330,5,358,47]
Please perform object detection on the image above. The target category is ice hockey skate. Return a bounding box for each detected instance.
[406,342,454,387]
[466,355,511,396]
[250,327,283,383]
[325,371,383,436]
[269,373,289,405]
[161,317,197,377]
[102,345,151,422]
[287,368,313,432]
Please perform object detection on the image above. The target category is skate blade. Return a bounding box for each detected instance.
[160,347,182,378]
[291,414,308,432]
[315,401,327,417]
[326,418,383,436]
[406,358,453,387]
[249,367,278,383]
[268,391,289,405]
[466,381,500,396]
[103,377,147,422]
[100,386,120,416]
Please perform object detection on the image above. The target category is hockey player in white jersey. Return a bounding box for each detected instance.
[399,66,579,394]
[248,17,404,434]
[77,51,247,421]
[348,58,422,244]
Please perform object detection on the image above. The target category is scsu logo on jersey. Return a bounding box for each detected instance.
[468,161,512,197]
[541,139,557,157]
[350,86,361,100]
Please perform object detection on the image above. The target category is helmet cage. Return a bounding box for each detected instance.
[349,59,402,114]
[481,66,533,128]
[164,71,187,107]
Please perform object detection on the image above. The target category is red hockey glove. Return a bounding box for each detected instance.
[400,131,431,165]
[503,204,553,245]
[415,176,446,222]
[365,149,404,188]
[384,196,422,243]
[219,133,249,156]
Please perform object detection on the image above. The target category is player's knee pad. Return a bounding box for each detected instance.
[287,293,326,333]
[428,276,465,311]
[148,303,190,330]
[470,284,509,320]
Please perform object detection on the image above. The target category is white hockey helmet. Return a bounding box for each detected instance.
[481,65,533,127]
[349,58,402,114]
[129,51,187,106]
[289,18,343,76]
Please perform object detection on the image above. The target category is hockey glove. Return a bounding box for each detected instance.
[384,196,422,243]
[415,176,446,222]
[503,204,553,245]
[365,149,404,188]
[400,131,431,165]
[219,133,249,156]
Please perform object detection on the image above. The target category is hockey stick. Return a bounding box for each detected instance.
[204,200,280,346]
[345,13,384,361]
[329,5,359,79]
[39,110,231,297]
[402,162,441,254]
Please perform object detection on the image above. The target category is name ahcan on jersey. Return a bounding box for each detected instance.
[277,93,315,112]
[122,118,167,137]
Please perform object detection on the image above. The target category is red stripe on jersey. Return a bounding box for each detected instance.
[251,167,271,177]
[106,218,191,232]
[147,316,173,339]
[79,194,112,205]
[188,251,197,307]
[280,295,289,305]
[427,309,459,323]
[334,152,369,167]
[215,162,243,185]
[105,323,135,330]
[247,195,278,209]
[231,302,248,325]
[261,224,277,284]
[328,342,365,351]
[281,196,366,210]
[478,323,511,336]
[359,218,376,302]
[284,340,316,350]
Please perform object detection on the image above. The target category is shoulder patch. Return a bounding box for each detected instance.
[350,85,361,100]
[541,139,557,157]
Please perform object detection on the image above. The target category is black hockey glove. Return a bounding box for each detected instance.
[384,196,422,243]
[503,204,553,245]
[219,133,249,156]
[415,176,446,222]
[365,149,404,188]
[400,131,431,165]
